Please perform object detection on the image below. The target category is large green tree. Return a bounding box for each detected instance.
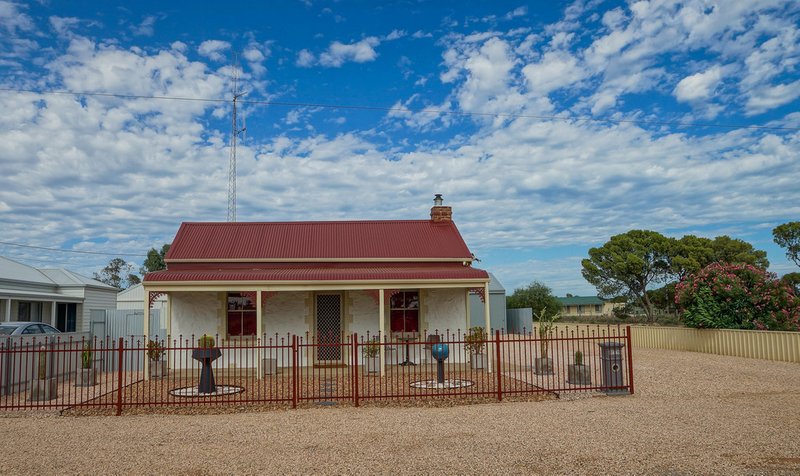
[140,243,171,275]
[506,281,562,318]
[670,235,715,279]
[709,235,769,269]
[773,221,800,267]
[94,258,140,289]
[581,230,673,322]
[670,235,768,278]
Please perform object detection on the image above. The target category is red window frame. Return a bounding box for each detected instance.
[227,292,257,336]
[389,291,419,333]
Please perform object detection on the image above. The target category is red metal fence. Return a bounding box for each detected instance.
[0,325,633,414]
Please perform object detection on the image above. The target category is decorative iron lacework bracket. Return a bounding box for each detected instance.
[148,291,166,309]
[470,287,486,303]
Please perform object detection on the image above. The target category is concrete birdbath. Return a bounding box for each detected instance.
[192,336,221,394]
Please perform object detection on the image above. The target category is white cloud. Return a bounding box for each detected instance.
[49,16,80,37]
[318,37,380,67]
[0,1,35,33]
[243,44,268,76]
[296,49,315,67]
[504,6,527,20]
[522,51,584,95]
[197,39,231,62]
[674,65,724,103]
[745,80,800,115]
[131,15,157,37]
[385,29,406,41]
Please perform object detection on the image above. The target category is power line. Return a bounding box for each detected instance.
[0,240,148,257]
[1,86,798,132]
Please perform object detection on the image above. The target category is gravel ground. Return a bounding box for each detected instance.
[1,348,799,475]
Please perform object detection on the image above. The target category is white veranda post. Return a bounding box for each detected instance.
[143,293,150,381]
[379,289,386,376]
[484,282,492,373]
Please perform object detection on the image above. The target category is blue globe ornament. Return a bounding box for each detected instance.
[431,343,449,361]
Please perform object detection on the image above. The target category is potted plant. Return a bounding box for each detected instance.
[534,307,560,375]
[362,338,380,374]
[192,334,222,394]
[567,350,592,385]
[147,339,168,378]
[29,344,58,401]
[75,342,97,387]
[464,326,488,370]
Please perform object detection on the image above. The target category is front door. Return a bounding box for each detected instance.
[315,294,342,363]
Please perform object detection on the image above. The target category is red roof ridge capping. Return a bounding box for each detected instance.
[164,220,475,262]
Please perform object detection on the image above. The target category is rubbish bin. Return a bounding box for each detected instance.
[598,341,627,395]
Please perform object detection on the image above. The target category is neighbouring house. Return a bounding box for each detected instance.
[142,196,491,373]
[469,272,506,331]
[0,255,117,332]
[557,295,622,319]
[112,283,168,338]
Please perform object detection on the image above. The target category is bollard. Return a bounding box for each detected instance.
[598,341,627,394]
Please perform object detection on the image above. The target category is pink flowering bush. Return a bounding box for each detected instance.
[674,262,800,331]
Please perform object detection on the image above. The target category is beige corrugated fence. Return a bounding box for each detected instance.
[628,326,800,363]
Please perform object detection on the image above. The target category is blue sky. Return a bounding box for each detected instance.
[1,0,799,296]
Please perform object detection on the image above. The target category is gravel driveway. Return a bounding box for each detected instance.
[1,348,798,475]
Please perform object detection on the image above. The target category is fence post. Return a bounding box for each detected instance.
[495,330,502,402]
[626,325,635,395]
[352,332,359,407]
[116,337,124,416]
[292,334,298,409]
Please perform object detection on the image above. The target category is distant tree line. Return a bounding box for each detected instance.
[93,243,170,289]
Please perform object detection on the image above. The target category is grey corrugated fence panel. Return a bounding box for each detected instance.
[629,326,800,363]
[1,332,91,395]
[95,309,164,373]
[506,308,533,334]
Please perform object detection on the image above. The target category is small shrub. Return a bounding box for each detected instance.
[534,307,561,358]
[197,335,216,348]
[362,338,380,358]
[574,350,583,366]
[464,326,487,355]
[146,339,166,361]
[81,343,93,369]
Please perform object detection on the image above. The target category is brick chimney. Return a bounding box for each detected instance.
[430,194,452,223]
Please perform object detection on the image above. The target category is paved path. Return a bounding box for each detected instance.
[1,348,798,475]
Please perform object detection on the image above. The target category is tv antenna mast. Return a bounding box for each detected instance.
[227,58,246,222]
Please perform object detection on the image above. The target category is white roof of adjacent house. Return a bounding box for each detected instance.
[117,283,166,302]
[0,255,115,290]
[0,256,54,285]
[40,268,116,289]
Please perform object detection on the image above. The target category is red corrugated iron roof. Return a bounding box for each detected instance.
[164,220,474,261]
[144,262,488,283]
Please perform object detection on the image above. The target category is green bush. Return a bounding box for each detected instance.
[81,343,93,369]
[146,339,166,361]
[197,335,216,348]
[464,326,487,355]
